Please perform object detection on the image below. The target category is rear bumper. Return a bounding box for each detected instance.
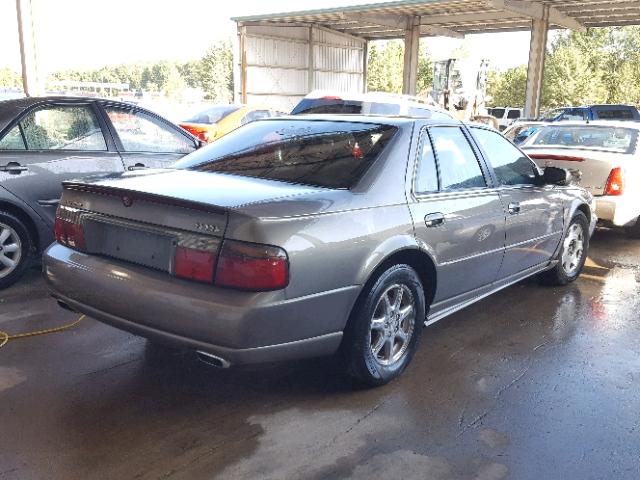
[595,196,639,227]
[43,244,359,365]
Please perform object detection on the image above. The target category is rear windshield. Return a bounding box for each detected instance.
[184,105,241,124]
[173,120,398,189]
[526,125,638,154]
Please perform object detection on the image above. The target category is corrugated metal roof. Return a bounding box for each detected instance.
[232,0,640,38]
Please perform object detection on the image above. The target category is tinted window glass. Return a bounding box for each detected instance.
[507,109,521,119]
[489,108,505,118]
[415,130,438,193]
[241,110,271,125]
[106,107,194,154]
[174,120,397,189]
[596,109,634,120]
[528,125,637,154]
[184,105,241,124]
[430,127,485,190]
[0,125,26,150]
[472,127,538,186]
[20,105,106,150]
[560,108,587,121]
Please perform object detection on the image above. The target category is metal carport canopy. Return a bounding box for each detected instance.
[233,0,640,116]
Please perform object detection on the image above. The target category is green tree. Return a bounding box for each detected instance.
[367,40,433,95]
[487,65,527,107]
[199,40,234,102]
[0,68,21,88]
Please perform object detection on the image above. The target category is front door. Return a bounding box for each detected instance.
[0,102,124,225]
[102,105,196,170]
[469,126,564,279]
[408,126,506,307]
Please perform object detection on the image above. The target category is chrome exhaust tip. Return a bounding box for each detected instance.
[195,350,231,369]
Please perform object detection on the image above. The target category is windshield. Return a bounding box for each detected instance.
[540,108,565,120]
[173,120,398,189]
[525,125,638,154]
[184,105,241,124]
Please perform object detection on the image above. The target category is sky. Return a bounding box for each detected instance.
[0,0,533,75]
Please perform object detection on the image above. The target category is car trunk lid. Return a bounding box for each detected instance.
[525,148,628,196]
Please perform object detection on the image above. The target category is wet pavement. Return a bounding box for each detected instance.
[1,228,639,480]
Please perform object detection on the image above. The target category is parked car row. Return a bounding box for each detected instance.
[0,93,610,386]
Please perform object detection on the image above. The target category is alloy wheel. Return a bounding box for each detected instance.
[0,222,22,279]
[561,223,584,276]
[369,283,416,366]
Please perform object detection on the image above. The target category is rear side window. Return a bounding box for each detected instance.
[7,105,107,151]
[472,127,538,186]
[560,108,587,121]
[415,130,439,193]
[291,99,362,115]
[430,127,486,190]
[489,108,505,118]
[174,120,398,189]
[507,109,521,119]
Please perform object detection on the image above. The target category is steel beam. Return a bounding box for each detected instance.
[487,0,586,32]
[523,5,549,118]
[402,16,420,96]
[15,0,42,96]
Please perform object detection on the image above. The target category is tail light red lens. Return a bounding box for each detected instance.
[54,207,86,250]
[215,240,289,291]
[604,167,624,196]
[528,153,585,162]
[174,246,216,283]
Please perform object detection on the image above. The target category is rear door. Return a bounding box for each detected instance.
[470,126,564,279]
[101,104,197,170]
[0,101,124,224]
[408,125,506,306]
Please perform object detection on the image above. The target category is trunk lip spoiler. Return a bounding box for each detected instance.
[62,181,229,216]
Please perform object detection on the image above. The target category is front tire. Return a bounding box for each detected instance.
[343,264,426,387]
[539,212,589,286]
[0,211,33,290]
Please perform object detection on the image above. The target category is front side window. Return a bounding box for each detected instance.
[430,127,486,190]
[0,125,26,150]
[106,107,194,154]
[14,105,106,151]
[472,127,538,186]
[174,120,398,189]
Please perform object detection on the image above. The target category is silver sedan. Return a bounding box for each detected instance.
[44,116,596,386]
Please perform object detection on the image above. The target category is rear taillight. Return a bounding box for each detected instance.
[604,167,624,196]
[174,246,216,283]
[180,124,211,142]
[215,240,289,291]
[54,206,86,250]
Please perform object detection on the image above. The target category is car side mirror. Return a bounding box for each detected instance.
[543,166,570,186]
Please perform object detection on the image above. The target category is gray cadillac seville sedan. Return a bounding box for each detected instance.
[44,115,596,385]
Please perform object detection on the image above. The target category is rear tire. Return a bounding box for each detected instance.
[624,217,640,239]
[0,211,33,290]
[539,212,589,286]
[342,264,425,387]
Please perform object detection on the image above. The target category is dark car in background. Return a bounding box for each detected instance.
[45,116,594,386]
[540,104,640,122]
[0,96,201,288]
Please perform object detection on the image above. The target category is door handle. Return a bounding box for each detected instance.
[0,162,28,174]
[128,163,146,171]
[425,212,445,227]
[508,202,521,214]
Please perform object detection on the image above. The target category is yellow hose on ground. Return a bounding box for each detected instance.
[0,315,85,349]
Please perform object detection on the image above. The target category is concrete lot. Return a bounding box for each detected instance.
[1,228,639,480]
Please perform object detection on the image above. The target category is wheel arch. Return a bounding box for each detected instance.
[0,198,42,253]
